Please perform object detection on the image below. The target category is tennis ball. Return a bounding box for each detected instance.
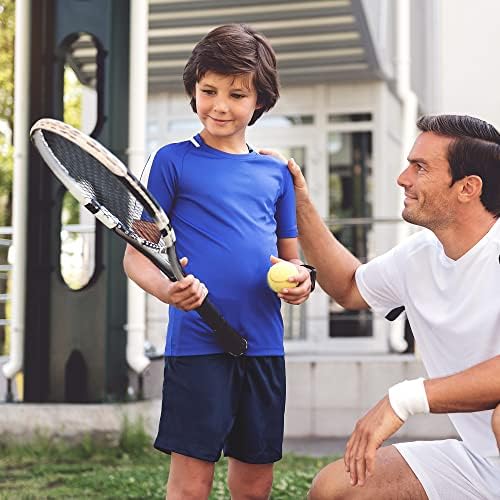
[267,261,299,293]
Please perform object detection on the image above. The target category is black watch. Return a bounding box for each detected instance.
[300,264,317,292]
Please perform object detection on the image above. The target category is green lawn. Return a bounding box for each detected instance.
[0,425,337,499]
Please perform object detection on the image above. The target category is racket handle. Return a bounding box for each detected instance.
[197,297,248,356]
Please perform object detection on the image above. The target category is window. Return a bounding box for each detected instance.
[328,130,373,337]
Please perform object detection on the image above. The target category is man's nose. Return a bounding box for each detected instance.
[397,165,412,188]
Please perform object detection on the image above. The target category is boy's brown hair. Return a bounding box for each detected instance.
[183,24,279,126]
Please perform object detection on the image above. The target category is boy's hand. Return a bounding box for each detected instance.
[270,255,312,305]
[161,257,208,311]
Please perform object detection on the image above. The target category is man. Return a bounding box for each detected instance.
[287,115,500,498]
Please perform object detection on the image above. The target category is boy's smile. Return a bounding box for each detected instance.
[195,71,261,153]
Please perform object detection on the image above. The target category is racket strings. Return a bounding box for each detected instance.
[42,130,165,251]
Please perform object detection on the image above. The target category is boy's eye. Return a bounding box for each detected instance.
[232,94,245,99]
[201,89,215,95]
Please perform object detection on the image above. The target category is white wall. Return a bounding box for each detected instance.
[439,0,500,127]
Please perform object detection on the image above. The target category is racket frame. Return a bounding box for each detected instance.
[30,118,248,356]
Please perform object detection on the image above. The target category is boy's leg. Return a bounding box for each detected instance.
[224,356,286,499]
[493,403,500,450]
[166,453,215,500]
[227,458,274,500]
[154,355,241,499]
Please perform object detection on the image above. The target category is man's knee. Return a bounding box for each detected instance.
[492,403,500,448]
[307,459,349,500]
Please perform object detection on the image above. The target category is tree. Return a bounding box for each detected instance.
[0,0,14,227]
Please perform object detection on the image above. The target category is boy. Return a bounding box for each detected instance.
[123,24,314,499]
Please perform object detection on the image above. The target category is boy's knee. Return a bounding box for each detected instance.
[228,475,273,500]
[167,475,213,500]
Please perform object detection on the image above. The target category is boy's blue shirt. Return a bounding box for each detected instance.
[145,133,298,356]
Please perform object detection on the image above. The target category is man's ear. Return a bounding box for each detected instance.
[458,175,483,203]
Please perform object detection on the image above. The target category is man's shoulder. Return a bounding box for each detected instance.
[398,228,438,256]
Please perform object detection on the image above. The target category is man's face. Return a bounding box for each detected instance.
[397,132,458,230]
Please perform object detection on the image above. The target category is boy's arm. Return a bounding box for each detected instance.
[259,150,368,309]
[123,244,207,311]
[273,237,311,305]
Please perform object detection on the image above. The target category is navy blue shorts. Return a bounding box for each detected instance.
[154,354,286,464]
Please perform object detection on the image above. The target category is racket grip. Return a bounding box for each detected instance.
[197,297,248,356]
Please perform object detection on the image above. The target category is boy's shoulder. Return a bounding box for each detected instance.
[253,151,288,170]
[154,138,196,159]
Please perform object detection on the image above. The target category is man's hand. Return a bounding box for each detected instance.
[270,255,312,305]
[285,157,309,206]
[258,149,310,207]
[493,403,500,451]
[344,396,404,487]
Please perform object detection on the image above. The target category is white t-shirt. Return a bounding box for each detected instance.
[355,220,500,457]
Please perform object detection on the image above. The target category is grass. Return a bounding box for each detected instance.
[0,423,337,499]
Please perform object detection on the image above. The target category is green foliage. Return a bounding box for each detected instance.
[0,0,15,130]
[63,67,83,130]
[0,426,338,499]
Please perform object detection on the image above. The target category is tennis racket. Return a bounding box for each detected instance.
[30,118,248,356]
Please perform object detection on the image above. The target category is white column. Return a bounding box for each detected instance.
[3,0,31,382]
[126,0,150,374]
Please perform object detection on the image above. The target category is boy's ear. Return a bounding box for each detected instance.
[190,96,197,113]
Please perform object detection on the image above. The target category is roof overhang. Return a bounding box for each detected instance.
[69,0,382,94]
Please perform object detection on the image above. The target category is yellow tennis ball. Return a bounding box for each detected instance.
[267,261,299,293]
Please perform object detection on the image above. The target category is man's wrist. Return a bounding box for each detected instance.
[388,378,430,422]
[300,264,317,292]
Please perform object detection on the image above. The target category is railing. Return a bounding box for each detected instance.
[0,217,414,361]
[0,227,12,349]
[283,216,413,353]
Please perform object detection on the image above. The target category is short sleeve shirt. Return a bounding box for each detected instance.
[144,135,298,356]
[355,221,500,457]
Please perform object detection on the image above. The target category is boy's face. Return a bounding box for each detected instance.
[195,71,260,147]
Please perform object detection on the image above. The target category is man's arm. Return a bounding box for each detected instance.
[286,158,369,310]
[344,355,500,487]
[426,355,500,413]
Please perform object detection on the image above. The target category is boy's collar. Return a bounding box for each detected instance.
[191,134,254,153]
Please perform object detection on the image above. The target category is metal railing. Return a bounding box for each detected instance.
[283,216,412,351]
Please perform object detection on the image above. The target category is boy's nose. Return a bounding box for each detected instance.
[213,97,229,113]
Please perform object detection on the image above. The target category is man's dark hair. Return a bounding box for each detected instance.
[183,24,279,126]
[417,114,500,217]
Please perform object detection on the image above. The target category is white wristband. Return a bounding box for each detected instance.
[388,378,430,422]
